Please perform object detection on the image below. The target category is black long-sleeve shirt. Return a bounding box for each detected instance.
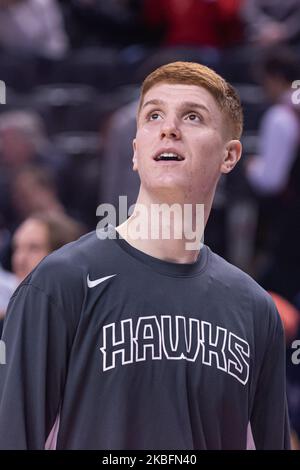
[0,226,290,449]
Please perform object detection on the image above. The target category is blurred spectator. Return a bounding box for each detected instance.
[143,0,244,48]
[0,110,68,177]
[12,211,86,282]
[0,215,17,336]
[246,48,300,196]
[0,164,67,272]
[243,0,300,46]
[0,110,69,230]
[0,0,69,58]
[100,99,139,212]
[11,165,65,223]
[0,264,18,334]
[0,211,85,334]
[246,47,300,301]
[0,110,49,169]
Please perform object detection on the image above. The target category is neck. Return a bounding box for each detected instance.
[116,186,214,264]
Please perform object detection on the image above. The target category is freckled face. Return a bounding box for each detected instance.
[133,83,228,202]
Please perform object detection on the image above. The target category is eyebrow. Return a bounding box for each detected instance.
[142,99,210,115]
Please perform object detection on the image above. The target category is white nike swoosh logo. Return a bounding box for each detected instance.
[87,274,117,288]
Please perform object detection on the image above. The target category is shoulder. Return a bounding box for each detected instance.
[207,247,262,293]
[30,231,99,282]
[13,231,108,310]
[263,104,299,133]
[207,247,281,327]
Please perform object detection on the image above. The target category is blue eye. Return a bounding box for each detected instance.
[149,113,161,121]
[186,113,201,122]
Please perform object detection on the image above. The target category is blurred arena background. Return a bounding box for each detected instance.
[0,0,300,448]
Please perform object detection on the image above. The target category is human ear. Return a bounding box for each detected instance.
[221,140,242,174]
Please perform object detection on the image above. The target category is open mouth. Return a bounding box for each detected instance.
[154,152,184,162]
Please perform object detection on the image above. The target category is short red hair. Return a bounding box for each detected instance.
[138,61,243,140]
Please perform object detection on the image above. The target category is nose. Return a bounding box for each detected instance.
[160,117,181,140]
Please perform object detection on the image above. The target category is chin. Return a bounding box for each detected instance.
[148,174,186,189]
[144,181,189,201]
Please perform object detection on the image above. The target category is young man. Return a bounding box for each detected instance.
[0,62,290,449]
